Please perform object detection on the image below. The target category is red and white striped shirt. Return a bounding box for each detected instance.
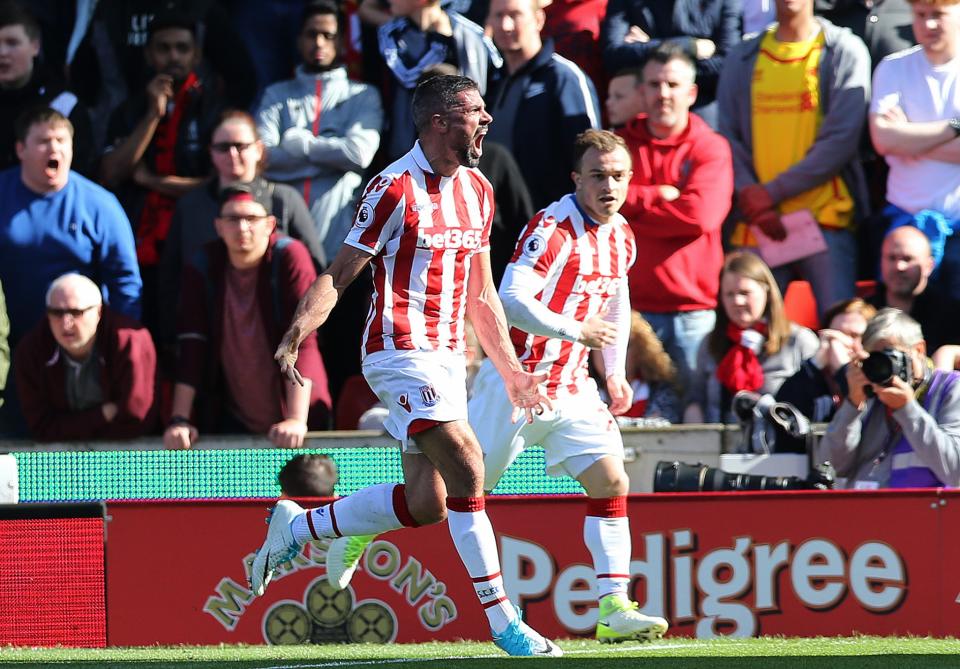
[506,195,636,399]
[345,141,494,358]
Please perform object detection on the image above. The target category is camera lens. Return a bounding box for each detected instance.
[862,351,894,385]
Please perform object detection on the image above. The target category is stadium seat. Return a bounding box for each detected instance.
[783,280,878,331]
[783,281,820,330]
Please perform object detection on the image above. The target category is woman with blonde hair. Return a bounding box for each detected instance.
[685,251,819,423]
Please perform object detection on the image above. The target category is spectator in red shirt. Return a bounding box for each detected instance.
[165,184,332,450]
[14,273,157,441]
[616,42,733,408]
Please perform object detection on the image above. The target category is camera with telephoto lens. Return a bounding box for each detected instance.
[653,460,835,493]
[860,347,912,395]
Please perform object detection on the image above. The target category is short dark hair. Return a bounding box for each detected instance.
[14,106,73,143]
[572,129,629,172]
[278,454,338,497]
[300,0,340,31]
[612,66,643,84]
[642,40,697,81]
[146,12,197,46]
[218,181,273,216]
[0,1,40,41]
[411,74,478,134]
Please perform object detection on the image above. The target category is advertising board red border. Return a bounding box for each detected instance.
[105,490,960,646]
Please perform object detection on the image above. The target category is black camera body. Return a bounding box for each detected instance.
[861,347,913,387]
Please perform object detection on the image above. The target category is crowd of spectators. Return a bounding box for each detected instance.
[0,0,958,476]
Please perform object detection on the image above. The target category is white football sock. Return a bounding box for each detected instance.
[291,483,406,543]
[584,496,631,601]
[446,497,517,634]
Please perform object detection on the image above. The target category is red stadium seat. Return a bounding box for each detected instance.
[783,280,878,330]
[783,281,820,330]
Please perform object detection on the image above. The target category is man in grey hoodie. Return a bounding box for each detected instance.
[717,0,871,323]
[256,0,384,266]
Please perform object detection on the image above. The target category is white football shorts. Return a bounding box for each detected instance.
[362,349,469,452]
[467,359,624,491]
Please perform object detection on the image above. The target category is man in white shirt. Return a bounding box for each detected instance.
[870,0,960,297]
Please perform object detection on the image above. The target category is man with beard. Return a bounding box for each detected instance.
[257,0,384,407]
[868,226,960,352]
[99,13,222,339]
[321,130,671,645]
[250,75,562,658]
[257,0,383,266]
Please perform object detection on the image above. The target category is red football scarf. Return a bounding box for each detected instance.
[715,322,768,394]
[136,71,200,265]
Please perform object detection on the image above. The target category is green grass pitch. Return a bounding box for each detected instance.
[2,637,960,668]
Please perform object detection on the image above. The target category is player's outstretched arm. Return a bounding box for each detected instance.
[466,251,551,423]
[276,246,373,385]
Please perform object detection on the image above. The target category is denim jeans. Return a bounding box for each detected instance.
[641,310,716,401]
[768,228,858,325]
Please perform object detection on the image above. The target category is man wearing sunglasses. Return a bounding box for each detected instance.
[13,273,156,441]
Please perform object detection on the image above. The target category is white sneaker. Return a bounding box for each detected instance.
[326,534,376,590]
[250,500,303,597]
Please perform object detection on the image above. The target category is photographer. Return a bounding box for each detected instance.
[776,298,876,423]
[822,308,960,489]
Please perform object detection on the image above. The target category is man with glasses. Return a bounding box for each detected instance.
[256,0,383,265]
[14,273,156,441]
[164,183,331,449]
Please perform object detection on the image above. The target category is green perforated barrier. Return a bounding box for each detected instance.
[12,447,583,502]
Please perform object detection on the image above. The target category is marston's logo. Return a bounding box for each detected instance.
[202,538,457,639]
[416,228,482,251]
[572,275,620,297]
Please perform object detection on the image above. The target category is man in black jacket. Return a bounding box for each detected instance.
[0,2,94,175]
[486,0,600,210]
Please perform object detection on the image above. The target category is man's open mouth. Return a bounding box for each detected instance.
[473,130,487,150]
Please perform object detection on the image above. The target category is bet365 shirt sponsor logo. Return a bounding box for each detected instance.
[572,275,620,297]
[416,228,482,251]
